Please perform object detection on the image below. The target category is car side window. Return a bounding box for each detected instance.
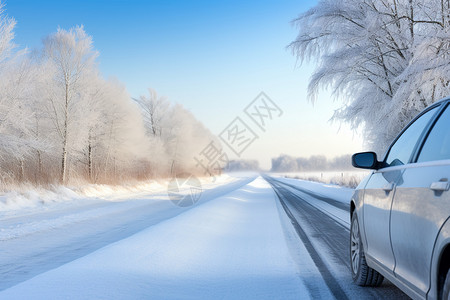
[417,105,450,162]
[385,106,438,167]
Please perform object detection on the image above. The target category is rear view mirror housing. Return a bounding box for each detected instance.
[352,152,380,170]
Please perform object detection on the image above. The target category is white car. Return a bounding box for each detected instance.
[350,97,450,299]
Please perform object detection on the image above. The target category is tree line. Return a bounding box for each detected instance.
[0,7,217,186]
[225,160,260,172]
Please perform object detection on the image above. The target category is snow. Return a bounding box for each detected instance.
[0,185,84,212]
[0,174,247,242]
[270,176,354,228]
[0,177,315,299]
[0,174,238,213]
[270,175,355,204]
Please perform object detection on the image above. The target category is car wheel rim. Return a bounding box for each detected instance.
[351,218,360,275]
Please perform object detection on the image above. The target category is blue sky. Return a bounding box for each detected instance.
[7,0,364,169]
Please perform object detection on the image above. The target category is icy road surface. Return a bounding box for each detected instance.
[264,175,409,299]
[0,175,409,299]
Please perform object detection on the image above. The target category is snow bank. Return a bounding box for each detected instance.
[0,185,83,212]
[0,174,239,213]
[272,170,370,188]
[273,175,355,204]
[78,181,167,199]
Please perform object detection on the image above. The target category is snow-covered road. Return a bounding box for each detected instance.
[265,176,409,299]
[0,174,409,299]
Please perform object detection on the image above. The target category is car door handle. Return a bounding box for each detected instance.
[383,182,395,192]
[430,181,450,191]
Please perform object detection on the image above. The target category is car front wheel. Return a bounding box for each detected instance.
[442,269,450,300]
[350,212,384,286]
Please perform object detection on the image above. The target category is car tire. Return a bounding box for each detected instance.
[350,213,384,286]
[443,269,450,300]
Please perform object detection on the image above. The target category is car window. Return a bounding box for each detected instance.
[385,106,438,167]
[417,105,450,162]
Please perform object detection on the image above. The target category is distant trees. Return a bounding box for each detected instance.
[271,154,352,172]
[136,89,220,177]
[0,6,219,186]
[225,160,260,172]
[290,0,450,153]
[136,88,169,137]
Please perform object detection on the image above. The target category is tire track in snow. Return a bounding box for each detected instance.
[264,175,409,300]
[271,178,349,211]
[268,178,349,300]
[271,178,350,228]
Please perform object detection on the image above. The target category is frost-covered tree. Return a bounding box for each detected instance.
[41,26,98,183]
[135,88,170,137]
[137,89,222,177]
[0,4,43,182]
[290,0,450,153]
[225,160,260,172]
[160,103,222,176]
[89,79,151,183]
[271,155,299,172]
[271,154,353,171]
[0,57,35,160]
[0,2,15,66]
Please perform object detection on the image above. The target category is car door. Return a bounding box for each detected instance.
[363,106,439,275]
[390,103,450,297]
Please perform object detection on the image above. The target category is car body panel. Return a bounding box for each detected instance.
[365,253,423,299]
[390,162,450,297]
[362,169,402,276]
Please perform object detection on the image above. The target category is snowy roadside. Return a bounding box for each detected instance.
[0,177,316,299]
[0,174,238,214]
[0,174,257,291]
[271,170,370,188]
[0,174,246,242]
[267,175,358,228]
[270,174,356,204]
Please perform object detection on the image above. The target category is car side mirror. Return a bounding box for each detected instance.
[352,152,380,170]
